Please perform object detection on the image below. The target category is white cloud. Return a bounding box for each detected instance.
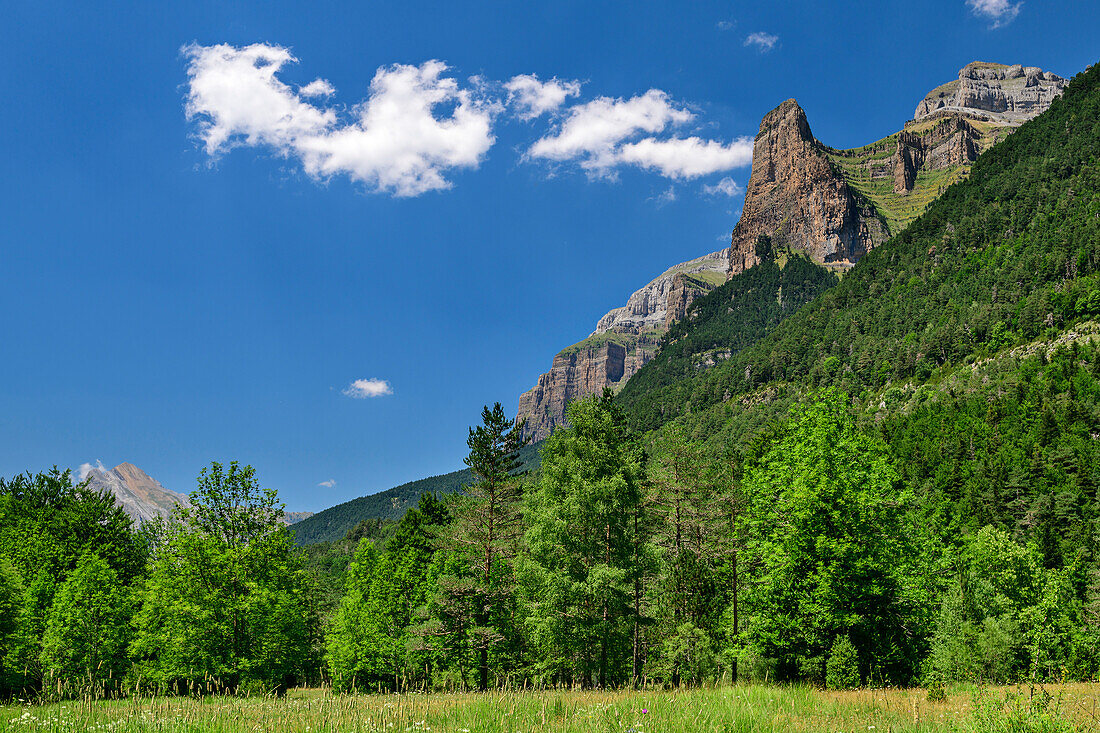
[618,137,753,179]
[744,32,779,52]
[527,90,694,176]
[343,378,393,398]
[77,459,107,482]
[184,43,497,196]
[967,0,1021,27]
[716,20,736,31]
[300,78,336,98]
[505,74,581,120]
[703,176,745,197]
[318,479,337,488]
[650,186,677,206]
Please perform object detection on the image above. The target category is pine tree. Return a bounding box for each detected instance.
[521,390,644,687]
[439,403,527,690]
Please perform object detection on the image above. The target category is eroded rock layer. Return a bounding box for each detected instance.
[915,62,1066,123]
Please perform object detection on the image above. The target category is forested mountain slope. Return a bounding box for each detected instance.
[292,441,541,544]
[618,245,838,407]
[619,62,1100,434]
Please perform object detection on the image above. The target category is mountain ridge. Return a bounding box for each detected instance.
[516,60,1066,442]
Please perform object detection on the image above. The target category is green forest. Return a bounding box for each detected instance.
[4,61,1100,703]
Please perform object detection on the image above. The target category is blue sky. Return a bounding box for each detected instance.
[2,0,1098,512]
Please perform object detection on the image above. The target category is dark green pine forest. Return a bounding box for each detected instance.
[4,60,1100,697]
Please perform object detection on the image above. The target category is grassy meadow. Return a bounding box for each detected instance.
[2,684,1098,733]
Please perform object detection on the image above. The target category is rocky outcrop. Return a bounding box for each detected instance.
[892,115,982,193]
[915,62,1066,123]
[81,461,312,525]
[517,250,728,441]
[594,250,728,335]
[727,100,888,277]
[83,462,191,524]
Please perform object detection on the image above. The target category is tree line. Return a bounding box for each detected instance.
[6,365,1100,697]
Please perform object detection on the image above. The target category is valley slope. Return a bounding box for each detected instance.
[518,61,1065,441]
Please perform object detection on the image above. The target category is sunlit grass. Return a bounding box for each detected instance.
[2,683,1098,732]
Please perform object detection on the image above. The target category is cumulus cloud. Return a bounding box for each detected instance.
[77,459,107,482]
[618,137,753,179]
[527,90,751,179]
[716,20,736,31]
[703,176,745,197]
[744,32,778,52]
[318,479,337,488]
[967,0,1021,27]
[527,90,693,176]
[505,74,581,119]
[299,78,336,98]
[184,43,497,196]
[343,378,393,398]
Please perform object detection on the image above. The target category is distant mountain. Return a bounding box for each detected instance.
[80,461,313,526]
[82,462,191,524]
[292,441,543,545]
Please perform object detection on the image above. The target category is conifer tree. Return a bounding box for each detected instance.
[438,403,527,691]
[521,390,645,687]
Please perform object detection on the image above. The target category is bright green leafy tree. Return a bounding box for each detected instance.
[326,540,403,691]
[741,391,916,683]
[41,553,132,693]
[130,461,317,694]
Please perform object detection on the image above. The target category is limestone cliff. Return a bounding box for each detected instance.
[915,62,1066,123]
[727,100,888,277]
[516,250,728,441]
[730,61,1066,277]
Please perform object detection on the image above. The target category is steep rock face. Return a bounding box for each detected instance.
[594,250,728,334]
[517,250,728,441]
[891,115,982,193]
[727,100,888,277]
[83,462,191,524]
[915,62,1066,123]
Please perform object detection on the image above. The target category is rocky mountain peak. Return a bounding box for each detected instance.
[727,98,887,277]
[82,462,191,524]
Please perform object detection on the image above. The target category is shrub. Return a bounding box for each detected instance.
[825,635,860,690]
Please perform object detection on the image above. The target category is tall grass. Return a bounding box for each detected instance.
[1,683,1096,732]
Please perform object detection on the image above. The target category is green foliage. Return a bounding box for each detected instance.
[0,556,25,695]
[432,403,527,690]
[130,462,317,694]
[618,248,838,430]
[825,635,861,690]
[660,622,718,686]
[41,554,131,692]
[326,541,403,691]
[741,391,914,683]
[0,468,145,692]
[0,468,145,590]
